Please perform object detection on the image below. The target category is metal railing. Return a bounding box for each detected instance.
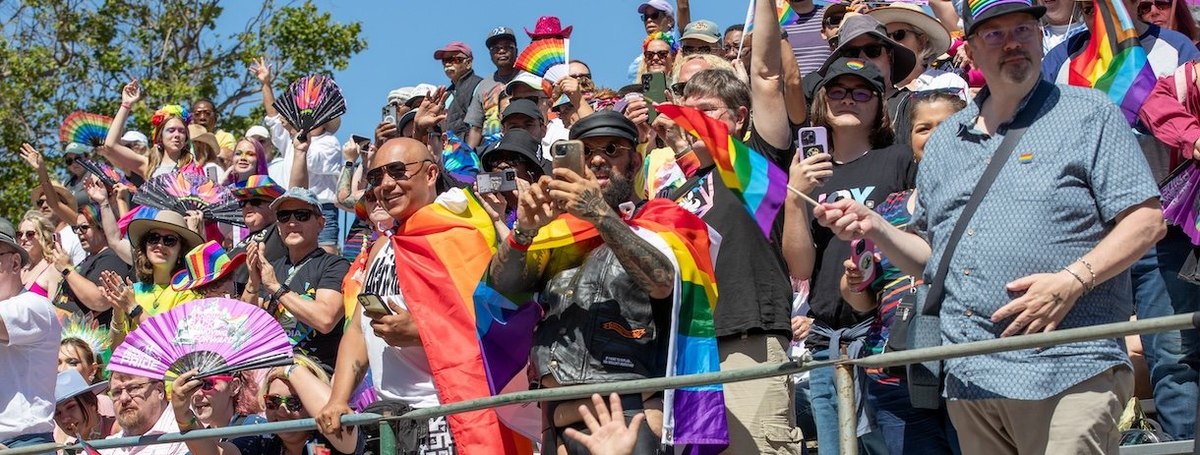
[2,312,1195,455]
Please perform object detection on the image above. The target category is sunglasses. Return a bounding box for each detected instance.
[842,43,885,59]
[144,232,180,247]
[71,225,91,235]
[681,45,713,56]
[671,82,688,97]
[276,209,316,223]
[1138,0,1173,14]
[824,15,845,27]
[888,28,922,41]
[644,50,672,60]
[826,86,877,102]
[65,156,79,165]
[641,10,665,22]
[36,198,49,207]
[200,375,234,392]
[365,159,432,186]
[17,231,37,240]
[569,73,592,80]
[584,143,633,158]
[263,394,303,413]
[238,199,268,208]
[441,56,469,65]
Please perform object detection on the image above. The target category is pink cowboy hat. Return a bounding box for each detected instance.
[525,16,573,39]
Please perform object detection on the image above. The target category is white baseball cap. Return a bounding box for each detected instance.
[245,125,270,141]
[119,130,148,146]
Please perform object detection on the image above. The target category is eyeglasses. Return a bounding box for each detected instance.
[888,28,922,42]
[365,159,432,186]
[644,50,672,60]
[641,10,665,22]
[263,394,303,413]
[842,43,885,59]
[71,225,91,235]
[972,21,1040,48]
[276,209,316,223]
[681,45,714,56]
[441,56,469,65]
[238,199,268,208]
[1138,0,1173,14]
[200,375,234,392]
[584,142,633,158]
[826,86,878,102]
[824,15,845,28]
[569,73,592,80]
[17,231,37,240]
[671,82,688,96]
[109,381,155,399]
[144,232,180,247]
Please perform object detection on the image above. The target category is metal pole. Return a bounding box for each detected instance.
[835,361,858,455]
[849,313,1197,369]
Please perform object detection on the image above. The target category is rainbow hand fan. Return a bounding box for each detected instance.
[108,298,293,380]
[76,158,135,192]
[515,38,566,78]
[272,74,347,141]
[60,112,114,147]
[132,170,244,227]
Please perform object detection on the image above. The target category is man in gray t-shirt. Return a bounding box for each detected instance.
[466,27,519,149]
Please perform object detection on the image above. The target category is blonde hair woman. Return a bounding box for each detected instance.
[18,210,62,299]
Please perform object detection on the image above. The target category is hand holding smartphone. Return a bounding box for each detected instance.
[551,140,586,177]
[641,73,667,123]
[358,293,393,318]
[850,239,878,293]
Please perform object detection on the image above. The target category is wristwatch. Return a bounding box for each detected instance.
[127,305,144,320]
[512,226,538,245]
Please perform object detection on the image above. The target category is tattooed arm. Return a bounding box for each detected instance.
[547,169,675,299]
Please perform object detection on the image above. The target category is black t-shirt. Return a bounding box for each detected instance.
[232,224,287,294]
[808,144,917,349]
[262,248,350,370]
[668,128,795,338]
[61,248,131,327]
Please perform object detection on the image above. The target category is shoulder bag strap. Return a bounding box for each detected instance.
[922,81,1052,316]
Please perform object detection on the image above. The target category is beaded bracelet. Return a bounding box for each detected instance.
[1079,259,1097,290]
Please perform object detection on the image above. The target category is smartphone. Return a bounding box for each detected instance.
[850,239,878,293]
[551,140,586,176]
[358,293,393,317]
[641,72,667,123]
[351,134,371,150]
[381,104,398,128]
[797,127,829,159]
[477,169,518,194]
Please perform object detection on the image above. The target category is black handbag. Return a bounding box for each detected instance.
[902,81,1053,409]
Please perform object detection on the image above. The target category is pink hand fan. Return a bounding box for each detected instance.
[108,298,293,380]
[1160,162,1200,245]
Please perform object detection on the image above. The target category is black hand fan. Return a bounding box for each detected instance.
[272,74,348,141]
[132,170,245,227]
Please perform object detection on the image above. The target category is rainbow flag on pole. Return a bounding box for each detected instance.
[515,38,566,77]
[656,104,788,238]
[777,2,800,25]
[1067,0,1158,124]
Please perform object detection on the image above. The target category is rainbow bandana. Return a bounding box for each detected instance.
[171,240,247,291]
[230,175,286,201]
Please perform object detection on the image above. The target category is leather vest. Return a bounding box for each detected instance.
[534,245,669,385]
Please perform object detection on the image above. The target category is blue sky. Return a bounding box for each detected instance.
[220,0,751,138]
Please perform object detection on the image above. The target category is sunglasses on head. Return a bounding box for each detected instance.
[144,232,180,247]
[365,159,432,187]
[276,209,315,223]
[263,394,303,412]
[842,43,885,59]
[826,86,878,102]
[238,199,268,208]
[200,375,234,392]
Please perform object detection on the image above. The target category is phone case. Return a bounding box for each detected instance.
[850,238,878,292]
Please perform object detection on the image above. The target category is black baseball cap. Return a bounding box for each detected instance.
[961,0,1045,36]
[568,110,639,144]
[823,14,916,85]
[486,26,516,49]
[818,57,887,95]
[501,98,545,123]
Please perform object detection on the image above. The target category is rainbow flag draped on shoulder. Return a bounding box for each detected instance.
[1067,0,1158,124]
[388,189,534,455]
[656,104,788,238]
[526,200,729,453]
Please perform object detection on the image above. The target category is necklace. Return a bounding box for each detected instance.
[146,285,170,312]
[834,149,870,165]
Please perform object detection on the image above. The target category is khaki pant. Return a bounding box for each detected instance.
[718,333,803,455]
[947,366,1134,455]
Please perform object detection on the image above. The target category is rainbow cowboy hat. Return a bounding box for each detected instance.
[230,175,286,201]
[171,241,247,291]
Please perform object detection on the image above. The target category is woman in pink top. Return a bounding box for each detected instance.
[17,211,63,299]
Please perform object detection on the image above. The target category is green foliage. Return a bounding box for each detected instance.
[0,0,366,221]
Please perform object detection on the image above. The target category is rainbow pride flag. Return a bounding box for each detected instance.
[390,189,533,455]
[1067,0,1158,124]
[515,38,566,78]
[656,104,788,238]
[526,200,728,453]
[777,2,800,25]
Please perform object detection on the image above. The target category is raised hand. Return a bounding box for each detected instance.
[19,143,45,170]
[546,167,610,224]
[414,86,449,130]
[121,79,143,105]
[100,271,136,315]
[789,152,833,196]
[563,393,645,455]
[249,56,272,85]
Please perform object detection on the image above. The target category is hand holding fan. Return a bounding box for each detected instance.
[60,112,114,147]
[272,74,347,141]
[132,170,245,227]
[107,298,293,381]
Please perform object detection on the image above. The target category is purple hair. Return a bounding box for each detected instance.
[223,138,269,185]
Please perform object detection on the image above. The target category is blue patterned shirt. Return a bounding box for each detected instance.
[914,80,1160,400]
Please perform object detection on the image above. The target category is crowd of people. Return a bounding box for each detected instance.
[1,0,1199,453]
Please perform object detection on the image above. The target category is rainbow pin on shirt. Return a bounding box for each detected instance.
[1018,152,1034,164]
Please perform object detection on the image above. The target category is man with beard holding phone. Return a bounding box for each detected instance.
[489,111,680,453]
